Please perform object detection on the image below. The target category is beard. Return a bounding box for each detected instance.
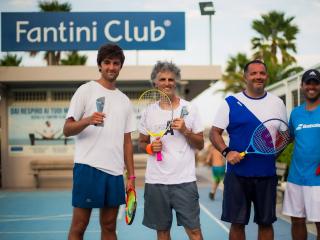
[103,72,119,82]
[305,94,320,102]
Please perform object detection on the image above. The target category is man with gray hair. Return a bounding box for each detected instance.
[139,61,204,240]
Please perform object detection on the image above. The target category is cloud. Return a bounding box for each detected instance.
[6,0,36,10]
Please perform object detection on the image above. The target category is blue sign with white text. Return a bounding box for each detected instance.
[1,12,185,51]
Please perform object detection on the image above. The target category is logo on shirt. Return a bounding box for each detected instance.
[296,123,320,131]
[164,120,174,135]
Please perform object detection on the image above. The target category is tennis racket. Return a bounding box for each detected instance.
[239,118,291,157]
[137,89,173,161]
[125,188,137,225]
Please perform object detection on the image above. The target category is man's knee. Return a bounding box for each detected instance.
[100,219,117,233]
[231,223,245,231]
[186,228,203,240]
[157,230,170,240]
[69,218,90,236]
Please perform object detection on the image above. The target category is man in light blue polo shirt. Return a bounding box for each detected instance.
[282,69,320,240]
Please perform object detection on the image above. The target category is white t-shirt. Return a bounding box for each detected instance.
[139,98,204,184]
[66,80,136,175]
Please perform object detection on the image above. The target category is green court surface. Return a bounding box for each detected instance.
[0,187,317,240]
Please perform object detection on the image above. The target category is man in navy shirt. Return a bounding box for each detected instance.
[210,59,287,240]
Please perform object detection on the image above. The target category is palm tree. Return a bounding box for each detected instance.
[221,11,302,93]
[0,53,22,66]
[265,59,303,85]
[30,0,72,65]
[221,53,250,94]
[60,51,88,65]
[38,0,71,11]
[251,11,299,65]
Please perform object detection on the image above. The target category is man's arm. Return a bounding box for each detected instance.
[209,126,242,165]
[209,126,227,152]
[182,130,204,150]
[124,132,135,189]
[63,112,105,137]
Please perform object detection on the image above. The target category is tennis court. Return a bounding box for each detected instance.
[0,184,317,240]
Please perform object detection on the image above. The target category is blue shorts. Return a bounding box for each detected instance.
[72,163,125,208]
[221,172,277,225]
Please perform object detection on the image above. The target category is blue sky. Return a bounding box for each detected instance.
[1,0,320,69]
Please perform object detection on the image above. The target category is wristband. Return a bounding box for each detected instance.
[145,144,153,155]
[221,147,231,158]
[128,175,136,180]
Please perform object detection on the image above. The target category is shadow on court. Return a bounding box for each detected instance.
[0,186,317,239]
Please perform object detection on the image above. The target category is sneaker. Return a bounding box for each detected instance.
[209,192,215,200]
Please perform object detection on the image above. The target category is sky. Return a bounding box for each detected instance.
[1,0,320,127]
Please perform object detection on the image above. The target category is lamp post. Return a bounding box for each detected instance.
[199,1,215,65]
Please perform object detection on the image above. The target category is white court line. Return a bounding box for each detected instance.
[0,230,101,234]
[199,203,229,233]
[0,212,101,223]
[0,214,36,218]
[0,214,72,222]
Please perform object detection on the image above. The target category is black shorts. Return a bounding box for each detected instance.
[221,172,277,225]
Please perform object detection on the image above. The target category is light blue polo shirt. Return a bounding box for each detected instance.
[287,103,320,186]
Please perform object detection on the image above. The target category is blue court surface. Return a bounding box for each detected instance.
[0,187,316,240]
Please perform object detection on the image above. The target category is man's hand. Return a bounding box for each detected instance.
[89,112,106,125]
[126,178,135,191]
[226,151,243,165]
[171,118,187,133]
[151,137,162,153]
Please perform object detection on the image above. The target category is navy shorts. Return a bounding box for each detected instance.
[221,172,277,225]
[72,163,125,208]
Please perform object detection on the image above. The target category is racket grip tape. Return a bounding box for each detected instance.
[156,152,162,161]
[239,152,246,157]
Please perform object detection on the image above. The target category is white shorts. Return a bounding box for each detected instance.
[282,182,320,222]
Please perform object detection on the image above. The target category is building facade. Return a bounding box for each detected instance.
[266,63,320,115]
[0,65,221,188]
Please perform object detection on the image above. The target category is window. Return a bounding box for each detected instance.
[299,90,305,104]
[52,91,74,101]
[13,91,47,101]
[124,90,145,99]
[291,90,298,108]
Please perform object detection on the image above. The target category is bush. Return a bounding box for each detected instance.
[277,142,294,165]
